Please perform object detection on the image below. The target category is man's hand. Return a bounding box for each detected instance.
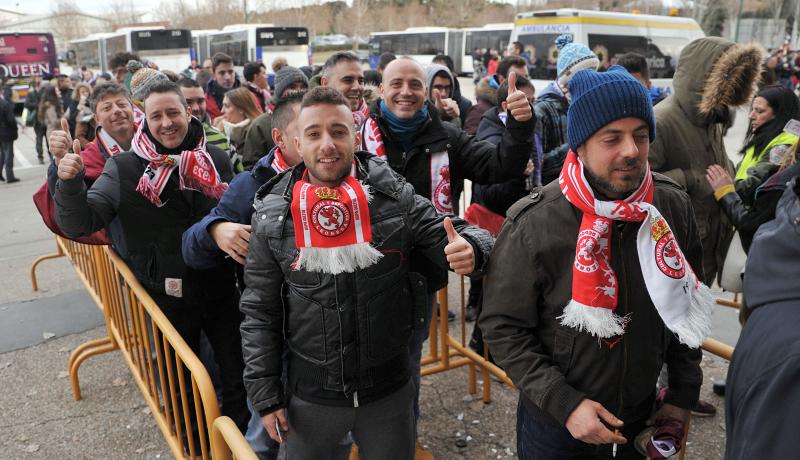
[646,403,690,426]
[57,140,85,181]
[505,72,532,122]
[49,118,76,164]
[262,409,289,444]
[433,88,460,119]
[565,399,626,445]
[443,217,475,275]
[705,164,733,193]
[210,221,251,265]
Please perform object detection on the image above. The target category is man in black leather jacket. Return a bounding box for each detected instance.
[240,87,493,459]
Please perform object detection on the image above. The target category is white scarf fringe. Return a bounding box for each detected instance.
[295,243,383,275]
[668,281,714,348]
[558,300,627,338]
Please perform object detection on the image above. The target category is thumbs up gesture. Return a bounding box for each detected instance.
[443,217,475,275]
[432,88,460,119]
[49,118,76,164]
[57,139,85,181]
[504,71,532,122]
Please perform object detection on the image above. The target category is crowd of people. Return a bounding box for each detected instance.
[21,29,799,460]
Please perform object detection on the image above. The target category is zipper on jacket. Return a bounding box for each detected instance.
[615,224,628,421]
[353,391,359,408]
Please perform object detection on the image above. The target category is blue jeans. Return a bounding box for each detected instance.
[408,293,436,423]
[0,141,15,180]
[516,399,645,460]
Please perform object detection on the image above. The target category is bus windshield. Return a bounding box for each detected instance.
[132,29,191,52]
[0,33,57,79]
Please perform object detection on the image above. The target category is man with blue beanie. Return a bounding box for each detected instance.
[534,34,600,186]
[480,66,712,460]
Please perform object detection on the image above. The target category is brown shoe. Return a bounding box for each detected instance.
[415,442,435,460]
[691,399,717,417]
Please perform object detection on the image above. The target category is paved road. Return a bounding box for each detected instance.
[0,82,748,458]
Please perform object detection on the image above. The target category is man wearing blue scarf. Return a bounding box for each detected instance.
[360,57,535,457]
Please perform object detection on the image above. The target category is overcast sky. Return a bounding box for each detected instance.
[0,0,171,16]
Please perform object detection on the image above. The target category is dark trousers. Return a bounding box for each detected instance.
[154,289,250,432]
[516,399,645,460]
[0,141,15,180]
[34,123,46,159]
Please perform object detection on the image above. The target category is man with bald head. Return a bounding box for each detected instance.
[359,57,535,448]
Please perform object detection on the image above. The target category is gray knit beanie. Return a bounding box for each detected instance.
[127,60,169,101]
[274,66,309,100]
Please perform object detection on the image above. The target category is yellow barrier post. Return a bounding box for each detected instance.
[212,416,260,460]
[30,236,65,291]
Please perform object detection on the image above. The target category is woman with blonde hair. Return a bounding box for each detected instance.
[216,87,262,173]
[65,82,92,139]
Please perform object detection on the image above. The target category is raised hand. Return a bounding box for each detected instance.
[433,88,460,119]
[57,139,85,181]
[49,118,76,163]
[505,71,532,122]
[443,217,475,275]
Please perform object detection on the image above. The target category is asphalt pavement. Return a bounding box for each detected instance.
[0,79,748,459]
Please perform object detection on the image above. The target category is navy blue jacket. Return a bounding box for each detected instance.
[181,148,278,270]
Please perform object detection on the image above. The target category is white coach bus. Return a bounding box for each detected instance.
[103,27,193,72]
[368,27,465,72]
[205,25,311,74]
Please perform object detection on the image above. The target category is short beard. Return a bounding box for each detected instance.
[583,162,645,200]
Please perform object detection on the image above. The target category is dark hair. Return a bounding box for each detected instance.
[211,52,234,72]
[497,74,533,106]
[323,51,360,77]
[89,83,131,113]
[432,54,455,73]
[364,69,381,86]
[176,77,201,90]
[196,69,212,90]
[272,90,305,131]
[109,52,140,70]
[141,80,188,108]
[378,52,396,70]
[162,69,180,82]
[512,41,525,53]
[617,52,650,81]
[243,61,266,82]
[741,84,800,156]
[497,56,528,79]
[38,86,63,122]
[301,86,349,110]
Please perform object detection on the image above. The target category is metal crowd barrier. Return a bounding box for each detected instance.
[30,236,256,459]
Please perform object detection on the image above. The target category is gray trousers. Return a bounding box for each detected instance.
[286,379,415,460]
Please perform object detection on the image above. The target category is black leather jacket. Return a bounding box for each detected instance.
[480,174,704,427]
[240,152,493,415]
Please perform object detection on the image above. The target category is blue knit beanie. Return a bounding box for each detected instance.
[567,65,655,151]
[556,35,600,90]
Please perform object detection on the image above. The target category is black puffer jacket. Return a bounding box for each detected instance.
[240,152,493,415]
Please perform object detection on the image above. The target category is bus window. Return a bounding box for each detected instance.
[419,33,444,55]
[587,34,649,71]
[105,35,126,67]
[516,33,565,80]
[406,35,420,55]
[132,29,191,52]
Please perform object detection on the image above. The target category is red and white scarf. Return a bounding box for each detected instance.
[558,151,712,347]
[270,148,291,174]
[361,117,453,214]
[97,127,126,157]
[132,122,228,207]
[290,168,382,274]
[352,99,370,129]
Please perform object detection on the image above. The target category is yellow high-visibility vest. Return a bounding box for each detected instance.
[735,131,798,180]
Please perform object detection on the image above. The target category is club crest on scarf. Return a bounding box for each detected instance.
[432,162,452,213]
[652,216,686,279]
[557,150,713,348]
[291,173,382,274]
[310,187,351,237]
